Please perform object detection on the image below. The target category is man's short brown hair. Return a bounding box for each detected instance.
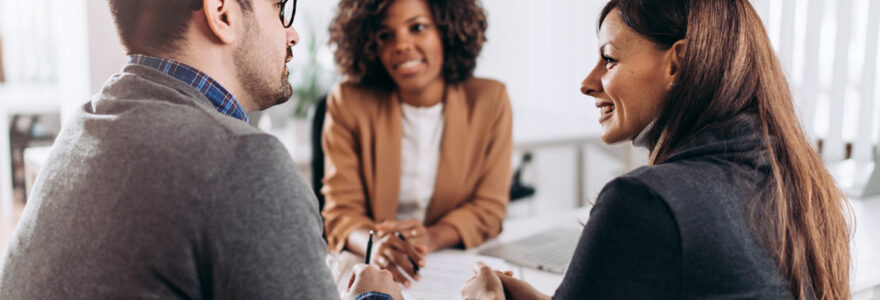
[107,0,252,55]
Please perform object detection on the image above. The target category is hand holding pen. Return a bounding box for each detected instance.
[395,232,420,274]
[364,230,374,264]
[364,230,420,275]
[367,222,428,286]
[377,219,431,251]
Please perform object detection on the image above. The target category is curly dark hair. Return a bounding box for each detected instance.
[329,0,488,89]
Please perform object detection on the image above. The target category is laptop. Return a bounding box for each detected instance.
[480,227,582,274]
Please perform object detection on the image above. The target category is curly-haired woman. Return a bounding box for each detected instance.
[322,0,512,286]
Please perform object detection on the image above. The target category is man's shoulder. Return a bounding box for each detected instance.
[91,99,258,148]
[94,69,262,139]
[66,76,279,183]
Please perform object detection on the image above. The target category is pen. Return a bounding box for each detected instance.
[364,230,374,264]
[395,232,420,273]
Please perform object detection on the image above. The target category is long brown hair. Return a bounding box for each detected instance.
[600,0,851,299]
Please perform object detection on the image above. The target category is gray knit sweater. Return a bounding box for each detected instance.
[0,65,339,299]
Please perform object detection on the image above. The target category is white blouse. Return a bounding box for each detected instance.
[396,102,445,222]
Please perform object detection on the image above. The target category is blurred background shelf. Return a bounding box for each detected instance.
[0,83,62,218]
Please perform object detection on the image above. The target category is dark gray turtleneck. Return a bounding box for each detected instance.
[554,114,792,299]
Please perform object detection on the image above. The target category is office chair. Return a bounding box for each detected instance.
[311,95,329,212]
[509,153,536,201]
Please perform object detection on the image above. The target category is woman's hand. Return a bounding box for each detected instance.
[461,262,551,300]
[494,270,550,300]
[376,219,432,251]
[460,262,505,300]
[369,229,427,286]
[376,219,462,253]
[344,264,404,300]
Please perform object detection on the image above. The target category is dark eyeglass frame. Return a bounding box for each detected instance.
[278,0,297,28]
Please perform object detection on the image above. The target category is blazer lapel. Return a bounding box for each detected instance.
[426,84,469,224]
[373,91,403,222]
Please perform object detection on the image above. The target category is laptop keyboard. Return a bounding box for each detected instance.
[481,227,581,273]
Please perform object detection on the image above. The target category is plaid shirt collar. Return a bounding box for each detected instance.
[127,54,250,123]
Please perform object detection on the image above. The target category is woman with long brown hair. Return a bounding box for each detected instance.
[461,0,851,299]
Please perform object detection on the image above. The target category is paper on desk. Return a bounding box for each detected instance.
[401,250,520,300]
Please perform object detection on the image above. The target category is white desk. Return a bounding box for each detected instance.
[474,207,589,295]
[480,195,880,298]
[851,197,880,299]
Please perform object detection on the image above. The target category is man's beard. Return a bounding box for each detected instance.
[234,25,293,111]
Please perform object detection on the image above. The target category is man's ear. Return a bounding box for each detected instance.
[667,39,686,84]
[202,0,241,44]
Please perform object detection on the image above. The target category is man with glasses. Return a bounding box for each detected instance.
[0,0,400,299]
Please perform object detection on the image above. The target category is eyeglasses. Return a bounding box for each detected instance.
[278,0,296,28]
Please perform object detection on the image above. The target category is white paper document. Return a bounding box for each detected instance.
[400,250,520,300]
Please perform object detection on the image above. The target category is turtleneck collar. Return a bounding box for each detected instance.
[632,120,658,149]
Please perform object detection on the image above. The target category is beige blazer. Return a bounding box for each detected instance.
[321,77,513,253]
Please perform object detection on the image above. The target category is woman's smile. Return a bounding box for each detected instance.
[392,58,426,76]
[596,101,616,123]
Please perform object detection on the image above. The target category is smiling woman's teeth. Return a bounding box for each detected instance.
[601,105,615,114]
[397,60,421,70]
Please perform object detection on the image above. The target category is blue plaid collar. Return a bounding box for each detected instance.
[126,54,250,123]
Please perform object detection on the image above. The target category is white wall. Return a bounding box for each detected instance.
[55,0,126,122]
[477,1,609,211]
[86,0,128,96]
[290,0,616,211]
[477,0,601,142]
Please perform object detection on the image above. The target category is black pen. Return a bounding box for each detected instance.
[364,230,374,264]
[395,232,420,273]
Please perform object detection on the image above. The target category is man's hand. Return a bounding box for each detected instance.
[344,264,403,300]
